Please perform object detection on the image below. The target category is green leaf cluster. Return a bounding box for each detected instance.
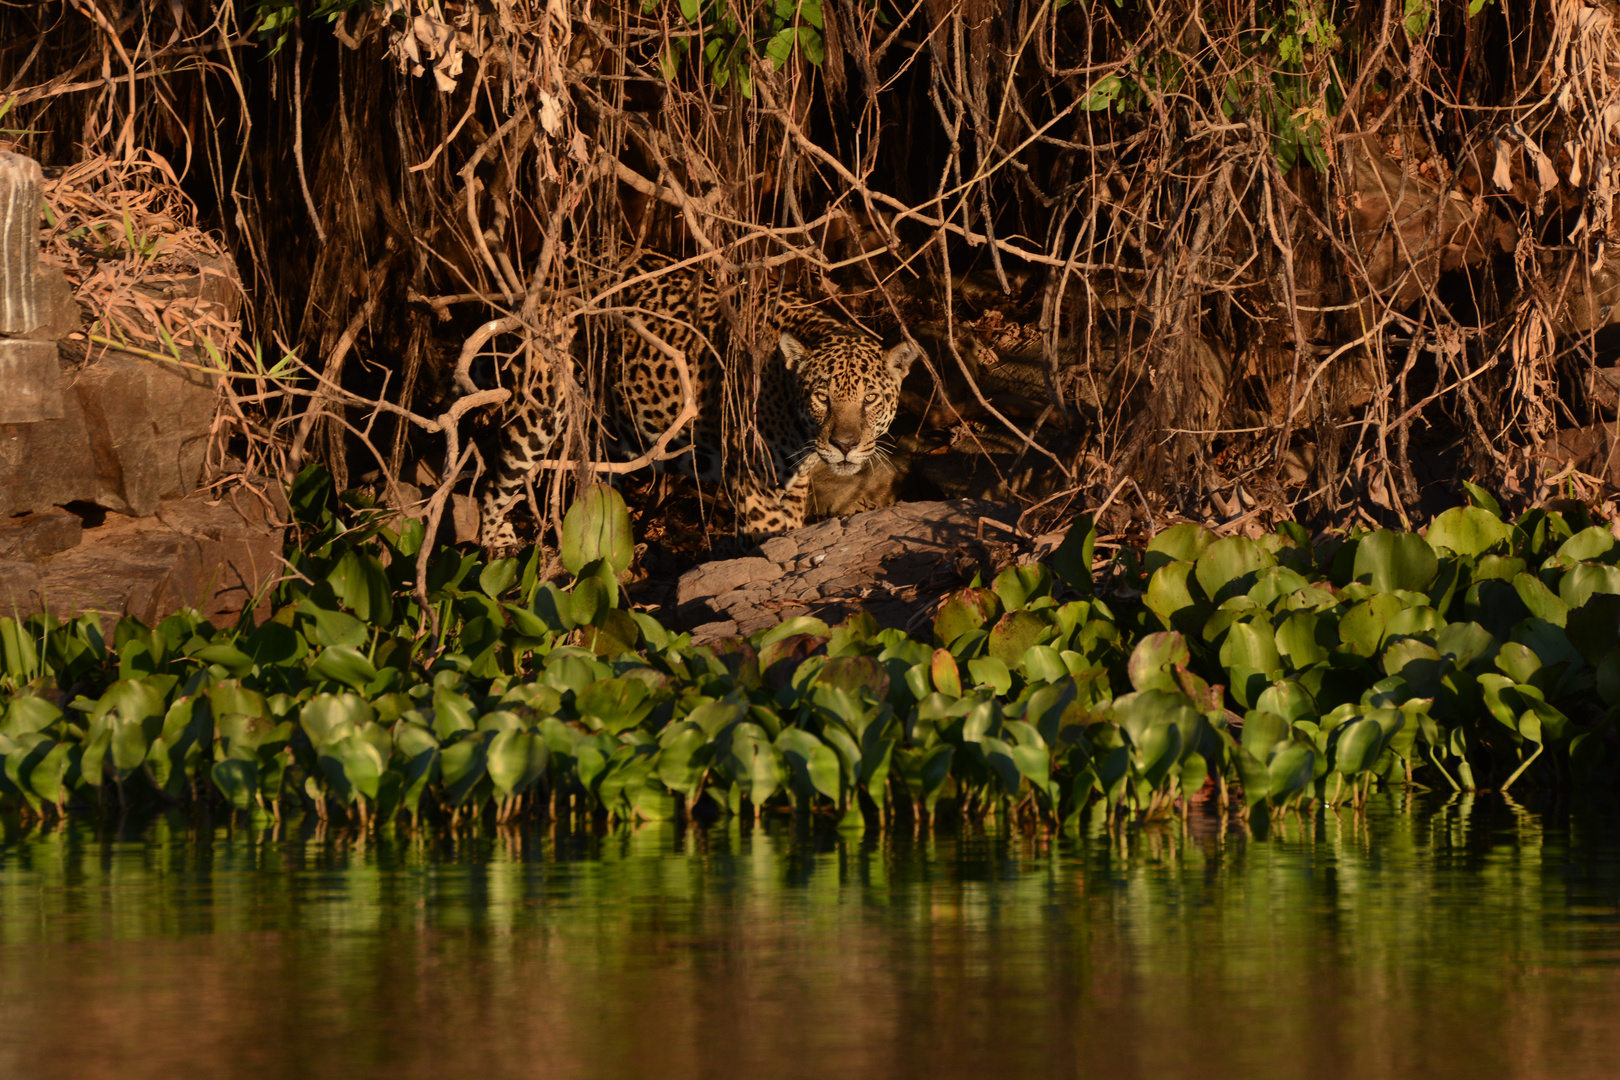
[3,477,1619,828]
[651,0,825,98]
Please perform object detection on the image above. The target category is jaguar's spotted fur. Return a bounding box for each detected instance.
[476,253,919,550]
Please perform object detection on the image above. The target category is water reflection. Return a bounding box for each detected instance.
[0,795,1618,1079]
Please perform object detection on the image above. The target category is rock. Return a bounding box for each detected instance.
[0,151,43,335]
[669,499,1024,641]
[0,339,65,423]
[0,506,82,560]
[0,491,283,630]
[757,536,798,563]
[19,267,81,342]
[0,350,218,517]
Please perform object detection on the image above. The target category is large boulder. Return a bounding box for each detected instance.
[672,499,1025,640]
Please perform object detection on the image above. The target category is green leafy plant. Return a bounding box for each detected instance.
[3,474,1620,830]
[650,0,825,98]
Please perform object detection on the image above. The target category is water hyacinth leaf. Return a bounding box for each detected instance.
[1557,526,1616,563]
[1565,593,1620,666]
[1426,505,1514,557]
[1128,631,1190,693]
[1384,639,1444,698]
[759,615,831,649]
[27,741,71,803]
[485,730,549,798]
[242,621,304,668]
[1495,641,1544,687]
[948,629,990,661]
[192,643,254,677]
[546,654,601,699]
[1266,743,1316,802]
[1598,649,1620,706]
[327,549,393,624]
[776,728,841,803]
[1143,522,1217,578]
[479,557,519,600]
[1232,744,1272,808]
[1241,710,1292,759]
[930,647,964,697]
[933,588,998,647]
[984,610,1042,669]
[688,695,747,738]
[1254,681,1317,724]
[1023,644,1068,685]
[816,655,890,700]
[1333,717,1384,774]
[1514,573,1568,627]
[655,726,711,794]
[530,582,576,633]
[759,634,825,689]
[1386,603,1444,640]
[820,721,862,778]
[1145,561,1206,634]
[1137,721,1183,788]
[631,784,677,821]
[967,656,1012,695]
[1049,514,1097,592]
[1436,620,1497,669]
[310,645,379,690]
[1195,536,1276,604]
[570,574,609,628]
[993,563,1052,611]
[747,739,785,806]
[440,734,490,807]
[978,736,1023,798]
[212,758,257,810]
[1366,706,1411,761]
[581,608,640,657]
[1511,619,1582,687]
[1353,531,1438,593]
[1462,481,1503,518]
[1276,611,1332,670]
[1464,579,1529,639]
[1560,563,1620,610]
[1339,593,1403,656]
[1247,565,1313,609]
[559,484,634,576]
[578,676,655,734]
[1219,620,1280,676]
[296,597,368,649]
[3,696,61,739]
[321,732,384,803]
[1025,679,1079,746]
[1180,751,1209,799]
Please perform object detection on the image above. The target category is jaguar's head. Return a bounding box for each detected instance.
[781,331,921,476]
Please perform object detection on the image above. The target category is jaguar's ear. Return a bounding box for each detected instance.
[884,339,923,381]
[779,331,808,370]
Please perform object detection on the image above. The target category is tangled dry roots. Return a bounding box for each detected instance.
[5,0,1620,540]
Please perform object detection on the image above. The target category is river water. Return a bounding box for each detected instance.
[1,795,1618,1079]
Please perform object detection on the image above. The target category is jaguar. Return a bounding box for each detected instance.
[476,252,921,551]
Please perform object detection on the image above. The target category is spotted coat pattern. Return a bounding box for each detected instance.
[478,254,920,550]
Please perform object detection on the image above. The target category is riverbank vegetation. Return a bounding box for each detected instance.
[4,1,1616,555]
[3,479,1619,828]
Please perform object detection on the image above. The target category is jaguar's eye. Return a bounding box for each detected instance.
[864,392,880,405]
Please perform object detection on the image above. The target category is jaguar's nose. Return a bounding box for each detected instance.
[830,432,860,455]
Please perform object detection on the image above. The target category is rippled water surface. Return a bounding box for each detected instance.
[2,795,1620,1079]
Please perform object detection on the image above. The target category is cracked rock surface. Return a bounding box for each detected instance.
[668,499,1026,641]
[0,491,283,631]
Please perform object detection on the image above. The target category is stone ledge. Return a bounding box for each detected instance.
[667,499,1025,641]
[0,491,283,630]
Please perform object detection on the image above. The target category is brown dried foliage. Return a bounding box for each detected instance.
[5,0,1620,545]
